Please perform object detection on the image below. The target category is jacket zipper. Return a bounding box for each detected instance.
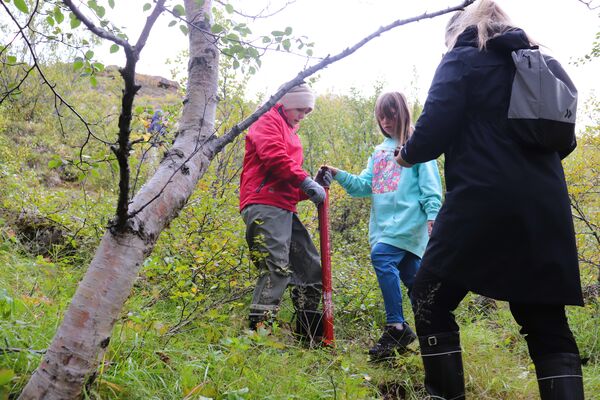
[255,173,270,193]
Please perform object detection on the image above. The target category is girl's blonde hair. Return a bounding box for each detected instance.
[445,0,531,50]
[374,92,412,145]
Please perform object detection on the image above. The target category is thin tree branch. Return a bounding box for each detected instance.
[0,347,46,355]
[209,0,476,155]
[0,64,35,103]
[571,197,600,245]
[135,0,168,52]
[577,0,600,10]
[214,0,296,20]
[159,2,316,61]
[61,0,131,50]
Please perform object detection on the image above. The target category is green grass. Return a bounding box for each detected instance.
[1,238,598,399]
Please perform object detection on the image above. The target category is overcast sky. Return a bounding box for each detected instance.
[100,0,598,116]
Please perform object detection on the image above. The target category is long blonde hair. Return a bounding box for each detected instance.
[374,92,412,145]
[445,0,530,50]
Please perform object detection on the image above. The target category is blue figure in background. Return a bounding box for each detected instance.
[148,109,166,136]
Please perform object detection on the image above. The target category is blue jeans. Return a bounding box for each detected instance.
[371,242,421,324]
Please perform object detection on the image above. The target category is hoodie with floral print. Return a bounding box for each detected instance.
[334,137,442,257]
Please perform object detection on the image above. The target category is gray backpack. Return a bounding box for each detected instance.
[507,47,578,158]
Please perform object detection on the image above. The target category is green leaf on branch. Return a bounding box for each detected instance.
[46,15,55,26]
[225,33,239,42]
[73,58,84,71]
[284,27,292,35]
[143,3,151,12]
[70,13,81,29]
[179,24,189,35]
[7,55,17,64]
[13,0,29,13]
[85,50,94,60]
[173,4,185,17]
[225,4,234,14]
[90,75,98,87]
[108,0,115,8]
[48,156,63,169]
[168,20,177,27]
[54,7,64,23]
[271,30,284,37]
[211,23,224,34]
[110,44,119,53]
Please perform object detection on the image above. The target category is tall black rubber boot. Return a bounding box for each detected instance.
[534,353,584,400]
[295,310,323,347]
[419,331,465,400]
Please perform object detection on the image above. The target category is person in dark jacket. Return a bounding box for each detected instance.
[394,1,584,399]
[240,83,326,343]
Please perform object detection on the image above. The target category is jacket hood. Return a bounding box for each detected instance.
[455,26,531,54]
[376,137,398,149]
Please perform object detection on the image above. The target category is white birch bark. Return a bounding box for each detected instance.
[18,1,217,398]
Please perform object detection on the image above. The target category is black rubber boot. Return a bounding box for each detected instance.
[249,310,272,331]
[419,331,465,400]
[368,322,417,361]
[534,353,584,400]
[295,310,323,346]
[248,316,265,331]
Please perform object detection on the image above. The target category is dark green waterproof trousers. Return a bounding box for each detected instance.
[242,204,322,320]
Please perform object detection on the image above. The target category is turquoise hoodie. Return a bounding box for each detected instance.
[334,137,442,258]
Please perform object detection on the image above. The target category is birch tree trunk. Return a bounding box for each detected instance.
[18,1,217,398]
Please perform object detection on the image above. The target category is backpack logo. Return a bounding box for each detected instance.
[564,109,572,119]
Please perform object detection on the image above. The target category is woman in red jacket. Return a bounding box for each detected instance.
[240,83,326,342]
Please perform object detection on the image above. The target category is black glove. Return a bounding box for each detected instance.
[315,166,334,187]
[321,169,333,186]
[300,177,326,204]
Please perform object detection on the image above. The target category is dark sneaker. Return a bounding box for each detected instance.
[369,322,417,361]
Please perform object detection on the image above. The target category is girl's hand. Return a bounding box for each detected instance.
[321,165,338,176]
[427,220,435,237]
[316,165,337,187]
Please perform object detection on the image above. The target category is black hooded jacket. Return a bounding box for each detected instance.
[402,27,583,305]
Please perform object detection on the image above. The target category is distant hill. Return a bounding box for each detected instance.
[100,65,182,107]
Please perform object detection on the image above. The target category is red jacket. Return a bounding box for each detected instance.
[239,105,309,212]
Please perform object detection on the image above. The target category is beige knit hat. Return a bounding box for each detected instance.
[279,83,315,110]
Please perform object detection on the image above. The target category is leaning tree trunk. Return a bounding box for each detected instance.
[18,1,217,398]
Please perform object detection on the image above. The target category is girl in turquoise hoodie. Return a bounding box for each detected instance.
[322,92,442,360]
